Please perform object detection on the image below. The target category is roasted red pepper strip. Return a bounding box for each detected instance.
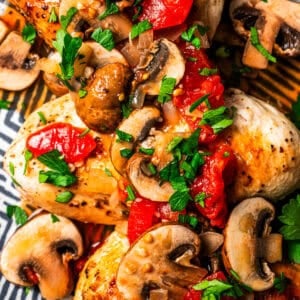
[173,42,224,144]
[190,143,236,228]
[26,122,96,163]
[138,0,193,30]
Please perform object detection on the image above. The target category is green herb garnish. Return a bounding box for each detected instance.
[91,28,115,51]
[178,214,198,228]
[189,94,210,112]
[181,25,205,49]
[199,67,218,76]
[274,273,288,293]
[6,205,28,225]
[48,7,58,23]
[139,147,155,155]
[126,185,136,201]
[60,7,78,30]
[120,148,133,158]
[0,99,10,109]
[56,191,74,203]
[78,89,88,98]
[116,129,134,143]
[130,20,152,40]
[37,111,47,124]
[157,76,176,103]
[23,149,33,175]
[51,214,60,223]
[99,0,119,20]
[22,24,36,44]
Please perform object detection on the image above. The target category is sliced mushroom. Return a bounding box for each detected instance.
[74,230,129,299]
[0,19,8,43]
[110,106,161,173]
[199,232,224,257]
[0,212,83,299]
[116,223,207,300]
[224,89,300,203]
[0,31,39,90]
[127,153,174,202]
[222,197,282,291]
[132,38,185,108]
[230,0,300,68]
[73,62,132,133]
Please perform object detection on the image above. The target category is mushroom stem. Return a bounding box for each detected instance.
[243,14,281,68]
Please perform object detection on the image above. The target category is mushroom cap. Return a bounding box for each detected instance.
[126,153,174,202]
[224,89,300,203]
[110,106,161,174]
[3,93,128,224]
[116,223,207,300]
[74,230,129,299]
[0,212,83,299]
[222,197,282,291]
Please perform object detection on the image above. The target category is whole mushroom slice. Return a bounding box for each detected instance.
[110,106,161,174]
[131,38,185,108]
[222,197,282,291]
[0,31,39,90]
[0,212,83,299]
[127,153,174,202]
[224,89,300,203]
[74,230,129,299]
[116,223,207,300]
[230,0,300,68]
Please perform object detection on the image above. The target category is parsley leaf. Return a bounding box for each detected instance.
[290,94,300,129]
[193,279,233,298]
[157,77,176,103]
[126,185,136,201]
[195,192,206,207]
[39,170,77,187]
[139,147,154,155]
[22,24,36,44]
[37,150,70,173]
[250,27,276,63]
[56,191,74,203]
[274,273,288,293]
[48,7,58,23]
[181,25,204,49]
[60,7,78,30]
[99,0,119,20]
[189,94,210,112]
[116,129,134,142]
[78,89,87,98]
[23,149,33,175]
[0,99,10,109]
[178,214,198,228]
[91,28,115,51]
[37,111,47,124]
[199,67,218,76]
[279,194,300,240]
[131,20,152,40]
[6,205,28,225]
[120,148,133,158]
[51,214,60,222]
[169,190,191,211]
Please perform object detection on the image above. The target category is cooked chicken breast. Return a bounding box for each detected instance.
[224,89,300,203]
[3,94,127,224]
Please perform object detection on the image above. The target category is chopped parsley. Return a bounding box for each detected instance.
[116,129,134,143]
[130,20,152,40]
[157,76,176,104]
[274,273,288,293]
[50,214,60,223]
[178,214,198,228]
[215,46,231,58]
[193,279,233,298]
[53,30,82,81]
[104,167,113,177]
[22,24,36,44]
[37,111,47,124]
[60,7,78,30]
[37,150,77,187]
[169,190,191,211]
[99,0,119,20]
[139,147,154,155]
[126,185,136,201]
[56,191,74,203]
[250,27,276,63]
[189,94,210,112]
[0,99,10,109]
[6,205,28,225]
[23,149,33,175]
[48,7,58,23]
[167,137,184,152]
[120,148,133,158]
[195,192,206,207]
[181,25,205,49]
[199,67,218,76]
[79,128,90,137]
[91,28,115,51]
[78,89,88,98]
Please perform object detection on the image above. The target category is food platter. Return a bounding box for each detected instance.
[0,0,299,299]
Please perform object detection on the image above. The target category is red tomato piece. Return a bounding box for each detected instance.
[26,122,96,163]
[127,198,159,244]
[190,143,236,228]
[139,0,193,30]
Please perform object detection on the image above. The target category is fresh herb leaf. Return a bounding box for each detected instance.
[290,94,300,129]
[157,76,176,103]
[23,149,33,175]
[287,240,300,263]
[147,162,157,175]
[79,128,90,137]
[212,119,233,134]
[22,24,36,44]
[37,150,70,174]
[130,20,152,39]
[121,99,133,118]
[39,170,77,187]
[169,190,191,211]
[120,148,133,158]
[37,111,47,124]
[56,191,74,203]
[126,185,136,201]
[250,27,277,63]
[195,192,206,207]
[52,29,66,55]
[274,273,288,293]
[193,279,233,298]
[104,167,113,177]
[99,0,119,20]
[170,176,189,192]
[180,128,201,156]
[116,129,134,143]
[189,94,210,112]
[167,136,183,152]
[159,159,180,182]
[0,99,10,109]
[60,7,78,30]
[48,7,58,23]
[9,162,15,176]
[6,205,28,225]
[139,147,154,155]
[24,287,31,295]
[91,28,115,51]
[178,214,198,228]
[181,25,204,49]
[279,194,300,240]
[79,89,87,98]
[51,214,60,222]
[199,67,218,76]
[215,46,231,58]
